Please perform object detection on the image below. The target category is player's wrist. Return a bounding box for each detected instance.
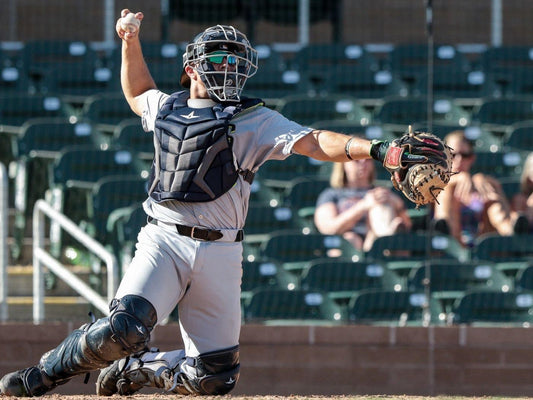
[369,139,388,163]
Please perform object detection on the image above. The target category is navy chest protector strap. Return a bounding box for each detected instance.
[149,91,262,203]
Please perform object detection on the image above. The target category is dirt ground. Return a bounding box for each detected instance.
[1,396,530,400]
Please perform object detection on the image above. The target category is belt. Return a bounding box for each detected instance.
[149,218,243,242]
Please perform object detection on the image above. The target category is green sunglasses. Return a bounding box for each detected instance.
[207,51,237,65]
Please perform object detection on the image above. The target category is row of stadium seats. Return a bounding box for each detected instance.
[241,286,533,327]
[6,41,533,101]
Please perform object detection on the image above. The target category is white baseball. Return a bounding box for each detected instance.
[121,13,140,33]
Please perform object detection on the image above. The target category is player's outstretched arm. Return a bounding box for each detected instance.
[116,9,157,116]
[293,130,372,162]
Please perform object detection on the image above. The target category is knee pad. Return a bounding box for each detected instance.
[179,345,240,395]
[86,295,157,361]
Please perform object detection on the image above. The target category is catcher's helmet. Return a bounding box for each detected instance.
[181,25,258,102]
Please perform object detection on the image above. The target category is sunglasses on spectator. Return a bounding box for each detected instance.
[207,51,237,65]
[453,151,474,159]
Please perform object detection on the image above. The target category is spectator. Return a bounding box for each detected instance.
[433,130,528,247]
[511,152,533,233]
[314,156,412,252]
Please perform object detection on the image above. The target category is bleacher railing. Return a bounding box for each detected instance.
[32,199,118,323]
[0,163,7,322]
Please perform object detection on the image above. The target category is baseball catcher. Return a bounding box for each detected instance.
[368,127,454,207]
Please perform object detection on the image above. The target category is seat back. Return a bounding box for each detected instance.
[472,233,533,262]
[275,94,371,126]
[347,290,444,325]
[243,288,344,323]
[365,232,468,263]
[300,259,403,299]
[452,290,533,324]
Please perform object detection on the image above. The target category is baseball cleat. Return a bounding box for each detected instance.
[0,366,52,397]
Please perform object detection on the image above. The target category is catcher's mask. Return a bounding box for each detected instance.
[180,25,258,102]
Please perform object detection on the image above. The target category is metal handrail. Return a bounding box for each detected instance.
[0,163,7,322]
[32,199,119,323]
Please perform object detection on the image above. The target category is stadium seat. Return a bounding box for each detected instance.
[112,118,154,164]
[347,289,446,326]
[80,93,138,133]
[319,64,408,100]
[40,62,115,101]
[11,118,99,259]
[244,45,307,101]
[472,97,533,127]
[86,175,148,244]
[243,288,344,325]
[374,96,470,136]
[469,150,525,178]
[407,260,513,312]
[472,233,533,262]
[0,93,70,176]
[240,260,298,301]
[365,232,469,264]
[281,177,330,232]
[476,45,533,84]
[503,121,533,151]
[299,259,404,304]
[515,265,533,292]
[259,230,362,274]
[244,204,297,239]
[452,290,533,326]
[255,154,326,191]
[412,66,499,99]
[385,44,470,85]
[106,202,146,274]
[275,93,372,127]
[47,146,148,256]
[290,44,380,90]
[21,40,100,83]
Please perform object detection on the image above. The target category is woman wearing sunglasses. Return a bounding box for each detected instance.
[433,130,528,247]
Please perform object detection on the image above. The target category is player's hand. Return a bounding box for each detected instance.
[116,9,143,40]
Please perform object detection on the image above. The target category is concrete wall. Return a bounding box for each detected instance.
[1,322,532,396]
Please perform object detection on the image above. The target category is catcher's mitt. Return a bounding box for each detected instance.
[370,127,453,207]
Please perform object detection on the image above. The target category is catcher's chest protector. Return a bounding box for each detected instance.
[150,91,262,202]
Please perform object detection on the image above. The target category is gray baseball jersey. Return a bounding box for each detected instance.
[115,90,312,357]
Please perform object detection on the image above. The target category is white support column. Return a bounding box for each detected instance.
[491,0,503,47]
[298,0,310,47]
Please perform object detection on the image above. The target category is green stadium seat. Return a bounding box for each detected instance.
[240,260,298,301]
[347,289,446,326]
[290,44,380,90]
[365,232,469,264]
[255,154,326,191]
[472,97,533,127]
[452,290,533,326]
[469,150,525,178]
[112,118,154,164]
[515,265,533,291]
[106,202,146,274]
[259,230,362,274]
[299,259,404,304]
[412,66,499,99]
[386,44,470,84]
[11,118,99,259]
[503,121,533,151]
[243,288,344,325]
[275,93,372,127]
[80,93,137,133]
[47,145,148,256]
[21,40,100,83]
[41,62,115,101]
[472,233,533,262]
[407,260,513,312]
